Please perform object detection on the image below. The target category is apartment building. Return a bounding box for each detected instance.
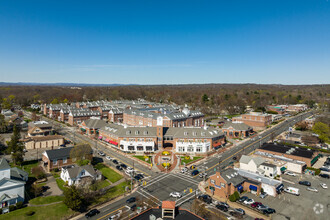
[68,109,101,125]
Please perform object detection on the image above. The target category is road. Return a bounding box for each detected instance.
[24,110,313,219]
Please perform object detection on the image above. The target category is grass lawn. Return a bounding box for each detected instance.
[96,180,111,190]
[95,163,123,183]
[2,202,75,220]
[29,196,64,205]
[133,155,151,164]
[51,171,60,179]
[181,156,202,165]
[55,178,66,191]
[10,160,39,177]
[94,181,131,204]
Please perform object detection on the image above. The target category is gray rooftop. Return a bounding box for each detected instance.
[222,121,252,131]
[221,168,246,186]
[235,168,282,187]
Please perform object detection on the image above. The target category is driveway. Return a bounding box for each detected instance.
[43,175,63,196]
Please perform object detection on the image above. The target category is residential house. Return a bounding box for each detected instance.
[60,165,102,186]
[28,121,54,136]
[42,147,93,172]
[0,158,27,213]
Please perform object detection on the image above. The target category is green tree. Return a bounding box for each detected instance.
[70,144,92,161]
[7,125,25,165]
[50,98,59,104]
[0,114,7,133]
[1,98,12,109]
[63,98,69,103]
[63,186,84,211]
[312,122,330,143]
[202,94,209,103]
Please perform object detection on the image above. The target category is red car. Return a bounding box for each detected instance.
[251,202,262,208]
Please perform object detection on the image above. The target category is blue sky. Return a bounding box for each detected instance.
[0,0,329,84]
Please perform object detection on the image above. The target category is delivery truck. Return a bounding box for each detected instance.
[284,187,300,196]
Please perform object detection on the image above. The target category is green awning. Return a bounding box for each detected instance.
[80,128,86,132]
[311,154,321,166]
[280,167,287,172]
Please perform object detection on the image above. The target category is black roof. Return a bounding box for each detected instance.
[131,207,204,220]
[45,147,74,160]
[260,143,315,159]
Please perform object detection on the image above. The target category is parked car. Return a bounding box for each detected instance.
[105,156,112,160]
[127,167,133,171]
[115,165,123,171]
[85,209,100,218]
[263,208,276,214]
[307,187,318,192]
[257,205,269,211]
[216,204,228,212]
[134,175,142,181]
[229,211,243,218]
[259,192,268,199]
[218,202,229,208]
[98,151,105,156]
[120,164,127,169]
[125,170,133,176]
[285,171,297,176]
[191,170,199,176]
[232,156,237,160]
[298,181,311,186]
[198,195,212,204]
[169,192,182,198]
[234,208,245,215]
[199,172,207,178]
[251,202,262,208]
[319,173,330,179]
[112,159,119,164]
[238,196,249,202]
[126,197,136,203]
[320,183,328,189]
[130,204,137,211]
[243,198,254,205]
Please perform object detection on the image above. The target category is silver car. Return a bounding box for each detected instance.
[307,187,318,192]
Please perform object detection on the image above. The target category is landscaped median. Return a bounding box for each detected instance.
[133,155,152,164]
[180,156,202,165]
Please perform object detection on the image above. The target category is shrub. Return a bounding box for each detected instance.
[32,166,46,180]
[77,159,90,166]
[233,191,240,201]
[16,201,23,209]
[162,162,171,168]
[162,151,170,156]
[0,208,2,214]
[229,194,236,202]
[25,210,35,216]
[9,205,16,212]
[54,168,59,172]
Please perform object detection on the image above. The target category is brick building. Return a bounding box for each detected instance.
[206,168,261,199]
[42,147,93,172]
[232,112,272,130]
[79,119,108,136]
[68,109,101,125]
[221,121,253,138]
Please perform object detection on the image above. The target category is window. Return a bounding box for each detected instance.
[178,146,185,152]
[81,171,85,176]
[196,147,202,152]
[184,131,188,136]
[137,146,143,151]
[63,157,67,164]
[135,130,139,135]
[187,146,194,152]
[53,159,57,165]
[210,179,215,184]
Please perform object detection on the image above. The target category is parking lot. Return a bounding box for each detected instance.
[243,173,330,220]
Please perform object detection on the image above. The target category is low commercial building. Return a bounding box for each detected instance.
[256,143,319,167]
[206,168,261,199]
[79,119,108,136]
[23,135,64,150]
[232,112,272,130]
[221,121,253,138]
[235,168,283,197]
[239,155,277,178]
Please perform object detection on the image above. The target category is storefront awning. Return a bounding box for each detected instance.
[98,136,103,139]
[105,139,110,142]
[213,142,221,147]
[237,185,243,191]
[249,185,258,191]
[280,167,287,172]
[80,128,86,132]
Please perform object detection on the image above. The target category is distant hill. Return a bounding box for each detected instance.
[0,82,136,87]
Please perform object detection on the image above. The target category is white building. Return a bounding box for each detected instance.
[60,165,102,186]
[0,158,27,213]
[239,155,277,178]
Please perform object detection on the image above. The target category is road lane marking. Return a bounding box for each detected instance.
[144,173,171,187]
[136,190,161,206]
[96,205,126,220]
[139,188,162,204]
[170,173,199,185]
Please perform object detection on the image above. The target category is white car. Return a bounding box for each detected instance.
[181,167,188,173]
[127,167,133,171]
[199,173,208,178]
[169,192,182,198]
[307,187,318,193]
[320,183,328,189]
[105,156,112,160]
[243,198,254,205]
[285,171,297,176]
[125,170,134,176]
